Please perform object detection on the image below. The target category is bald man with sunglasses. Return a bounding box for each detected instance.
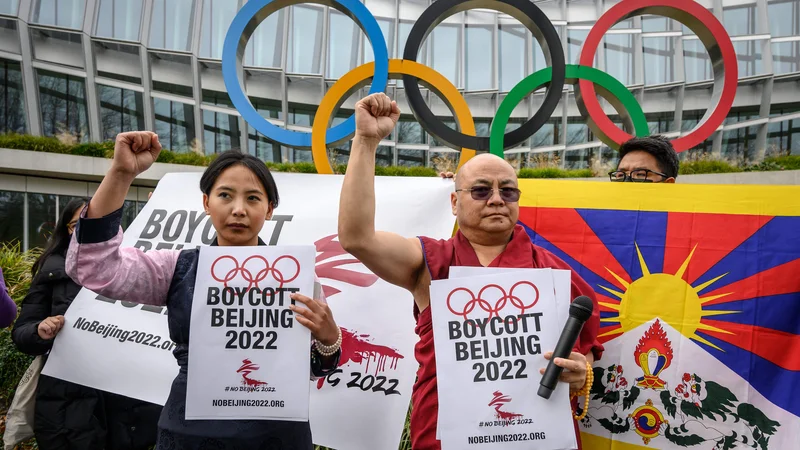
[338,93,602,450]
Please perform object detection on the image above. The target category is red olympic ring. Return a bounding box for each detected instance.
[577,0,737,152]
[210,255,301,290]
[446,281,540,320]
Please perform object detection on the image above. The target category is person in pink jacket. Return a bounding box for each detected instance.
[0,267,17,328]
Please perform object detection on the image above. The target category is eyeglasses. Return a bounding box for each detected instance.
[608,169,668,183]
[455,186,521,203]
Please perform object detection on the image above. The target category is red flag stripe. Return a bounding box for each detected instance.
[700,319,800,371]
[700,258,800,306]
[519,207,632,289]
[663,212,772,284]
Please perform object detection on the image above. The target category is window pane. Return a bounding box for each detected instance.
[0,59,26,133]
[245,10,284,68]
[154,97,196,152]
[643,37,676,85]
[723,4,758,36]
[646,112,675,134]
[288,6,323,74]
[398,149,425,167]
[248,130,282,162]
[769,0,800,37]
[564,148,595,170]
[465,24,492,91]
[499,24,526,92]
[431,23,460,87]
[721,126,759,162]
[32,0,84,29]
[250,97,282,120]
[38,70,89,142]
[0,190,24,246]
[398,21,413,58]
[363,18,395,62]
[203,110,241,154]
[773,41,800,74]
[28,193,57,250]
[98,84,144,140]
[328,10,359,79]
[568,29,588,63]
[95,0,143,41]
[734,40,765,77]
[150,0,195,51]
[0,1,19,16]
[57,195,85,214]
[566,117,591,146]
[200,0,238,59]
[397,119,424,144]
[122,200,137,230]
[683,38,712,82]
[293,148,312,162]
[605,34,635,86]
[531,119,560,148]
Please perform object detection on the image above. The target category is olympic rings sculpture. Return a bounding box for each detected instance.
[222,0,736,175]
[211,255,301,290]
[446,281,540,321]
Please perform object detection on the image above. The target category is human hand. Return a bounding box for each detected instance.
[37,315,65,340]
[289,293,338,346]
[111,131,162,178]
[439,171,454,179]
[354,93,400,144]
[539,351,589,394]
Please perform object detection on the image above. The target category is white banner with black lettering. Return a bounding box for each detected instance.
[186,245,315,420]
[42,172,456,450]
[429,269,577,450]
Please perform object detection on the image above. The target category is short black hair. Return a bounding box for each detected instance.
[618,135,680,179]
[199,150,279,208]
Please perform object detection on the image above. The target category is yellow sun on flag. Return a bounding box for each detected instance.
[598,244,739,350]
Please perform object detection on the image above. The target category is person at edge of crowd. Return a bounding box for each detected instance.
[0,267,17,328]
[12,198,161,450]
[610,135,680,183]
[65,131,342,450]
[337,93,603,450]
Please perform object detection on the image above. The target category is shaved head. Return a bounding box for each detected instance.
[455,153,517,189]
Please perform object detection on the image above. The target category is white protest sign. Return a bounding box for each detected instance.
[43,172,456,450]
[441,267,573,441]
[430,270,577,450]
[185,245,314,420]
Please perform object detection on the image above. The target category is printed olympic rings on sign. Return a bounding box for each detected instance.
[491,65,650,156]
[222,0,737,173]
[222,0,389,148]
[446,281,540,321]
[210,255,301,290]
[312,59,477,174]
[576,0,738,152]
[402,0,565,152]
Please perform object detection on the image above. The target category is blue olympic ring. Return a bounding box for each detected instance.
[222,0,389,148]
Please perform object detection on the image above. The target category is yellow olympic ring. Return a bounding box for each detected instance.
[312,59,477,175]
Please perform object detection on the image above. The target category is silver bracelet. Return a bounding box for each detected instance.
[314,327,342,357]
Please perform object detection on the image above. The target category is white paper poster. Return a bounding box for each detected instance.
[42,171,456,450]
[185,245,314,420]
[430,269,577,450]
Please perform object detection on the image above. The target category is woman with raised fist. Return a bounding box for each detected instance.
[64,131,342,449]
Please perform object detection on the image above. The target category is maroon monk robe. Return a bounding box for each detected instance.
[410,224,603,450]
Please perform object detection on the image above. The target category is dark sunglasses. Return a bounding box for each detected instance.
[455,186,521,202]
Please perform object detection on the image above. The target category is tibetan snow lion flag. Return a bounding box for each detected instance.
[516,179,800,449]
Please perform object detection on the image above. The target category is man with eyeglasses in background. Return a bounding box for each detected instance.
[609,135,680,183]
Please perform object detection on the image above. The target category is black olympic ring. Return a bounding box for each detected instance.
[210,254,301,290]
[402,0,565,152]
[446,281,540,320]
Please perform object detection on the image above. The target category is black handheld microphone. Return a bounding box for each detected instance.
[537,295,594,399]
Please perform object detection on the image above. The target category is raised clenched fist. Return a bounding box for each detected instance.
[111,131,162,178]
[354,93,400,144]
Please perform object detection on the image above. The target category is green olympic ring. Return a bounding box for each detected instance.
[490,64,650,157]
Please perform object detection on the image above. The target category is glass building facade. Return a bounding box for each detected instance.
[1,0,800,171]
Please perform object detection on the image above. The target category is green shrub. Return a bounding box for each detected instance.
[0,133,68,154]
[679,160,743,175]
[758,155,800,171]
[71,141,115,158]
[170,151,208,166]
[518,168,593,178]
